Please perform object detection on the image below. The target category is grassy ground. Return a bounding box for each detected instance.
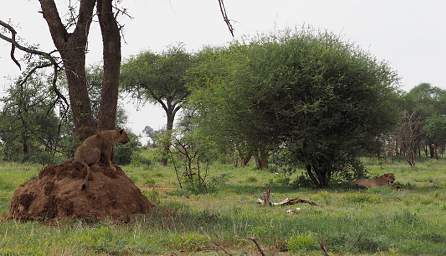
[0,156,446,255]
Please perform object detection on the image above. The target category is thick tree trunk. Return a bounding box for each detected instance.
[39,0,97,141]
[63,52,97,140]
[97,0,121,131]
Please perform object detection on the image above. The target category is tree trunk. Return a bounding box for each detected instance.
[429,144,435,159]
[97,0,121,131]
[305,164,330,187]
[305,164,320,187]
[161,111,175,166]
[241,153,252,166]
[39,0,97,141]
[254,147,268,170]
[21,132,30,162]
[63,53,97,140]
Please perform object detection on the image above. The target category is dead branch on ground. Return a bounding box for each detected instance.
[320,240,329,256]
[256,190,318,207]
[247,237,266,256]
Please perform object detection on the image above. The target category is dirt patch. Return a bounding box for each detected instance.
[9,161,154,221]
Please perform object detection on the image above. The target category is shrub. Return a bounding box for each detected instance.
[131,151,152,167]
[287,233,318,252]
[246,176,258,183]
[165,232,208,251]
[114,131,141,165]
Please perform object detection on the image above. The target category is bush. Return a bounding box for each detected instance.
[246,176,258,183]
[131,151,152,167]
[350,235,390,253]
[114,131,141,165]
[287,233,318,252]
[165,232,208,251]
[291,173,315,188]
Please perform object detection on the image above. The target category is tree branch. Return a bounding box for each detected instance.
[147,89,169,112]
[217,0,234,37]
[0,20,21,69]
[0,19,69,125]
[73,0,96,40]
[247,237,266,256]
[39,0,69,47]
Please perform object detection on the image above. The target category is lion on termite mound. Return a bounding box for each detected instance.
[9,128,154,221]
[74,128,129,190]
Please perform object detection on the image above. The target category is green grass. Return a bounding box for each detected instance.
[1,157,446,255]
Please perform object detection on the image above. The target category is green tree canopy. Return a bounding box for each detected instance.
[120,45,193,165]
[189,30,400,186]
[120,45,192,131]
[0,73,60,163]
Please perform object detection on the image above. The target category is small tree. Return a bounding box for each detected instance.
[121,45,193,165]
[0,73,60,163]
[168,112,218,193]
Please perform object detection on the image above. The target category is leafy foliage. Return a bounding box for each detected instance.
[121,45,193,165]
[188,29,399,186]
[0,74,60,163]
[114,131,142,165]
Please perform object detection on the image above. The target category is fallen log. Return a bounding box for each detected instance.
[256,197,318,206]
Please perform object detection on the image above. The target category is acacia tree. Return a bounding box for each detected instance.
[189,30,400,186]
[121,46,192,165]
[187,45,277,169]
[0,1,233,142]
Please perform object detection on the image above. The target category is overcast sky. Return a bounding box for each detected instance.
[1,0,445,138]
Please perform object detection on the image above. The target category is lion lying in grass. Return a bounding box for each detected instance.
[353,173,395,188]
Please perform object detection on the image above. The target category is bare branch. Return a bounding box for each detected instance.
[217,0,234,37]
[212,241,233,255]
[0,21,57,64]
[0,19,69,126]
[247,237,266,256]
[320,240,329,256]
[0,20,21,69]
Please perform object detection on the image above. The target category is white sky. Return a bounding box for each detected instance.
[1,0,446,138]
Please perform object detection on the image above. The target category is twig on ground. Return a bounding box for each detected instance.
[212,241,233,256]
[247,237,266,256]
[320,240,329,256]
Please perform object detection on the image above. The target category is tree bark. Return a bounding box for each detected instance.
[161,110,175,166]
[39,0,97,141]
[305,164,330,187]
[254,147,268,170]
[97,0,121,130]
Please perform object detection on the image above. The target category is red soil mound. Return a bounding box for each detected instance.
[9,161,154,221]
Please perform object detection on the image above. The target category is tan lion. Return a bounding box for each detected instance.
[353,173,395,188]
[74,129,129,190]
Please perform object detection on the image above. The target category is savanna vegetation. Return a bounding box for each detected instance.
[0,2,445,255]
[0,156,446,255]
